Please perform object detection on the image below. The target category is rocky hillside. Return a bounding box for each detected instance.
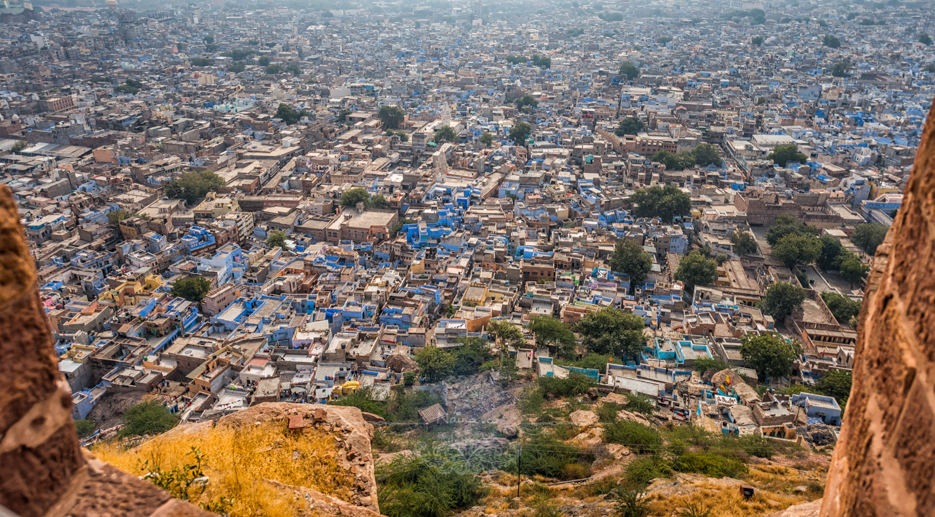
[93,403,380,517]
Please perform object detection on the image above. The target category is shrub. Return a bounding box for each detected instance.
[537,374,596,398]
[623,393,656,415]
[75,418,95,438]
[670,452,747,479]
[613,487,651,517]
[596,402,620,423]
[118,401,179,438]
[624,456,672,489]
[604,421,662,454]
[328,387,388,418]
[378,446,487,517]
[514,435,591,480]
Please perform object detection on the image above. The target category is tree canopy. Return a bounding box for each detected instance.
[851,223,888,255]
[609,240,653,287]
[528,315,576,358]
[765,214,816,246]
[618,61,640,80]
[377,105,406,129]
[341,187,374,208]
[615,116,645,136]
[831,61,851,77]
[752,36,764,45]
[509,122,533,146]
[118,401,180,438]
[576,308,646,362]
[630,185,692,222]
[839,255,869,288]
[674,251,718,291]
[413,346,454,383]
[766,144,808,167]
[170,277,211,302]
[823,34,841,48]
[817,234,846,270]
[433,125,457,144]
[919,34,933,46]
[479,132,494,147]
[761,282,807,322]
[514,94,539,110]
[730,231,759,255]
[266,230,287,249]
[652,150,696,171]
[772,233,822,269]
[691,143,723,167]
[274,103,309,124]
[740,333,802,380]
[164,170,225,205]
[486,319,525,348]
[821,292,862,325]
[815,370,853,408]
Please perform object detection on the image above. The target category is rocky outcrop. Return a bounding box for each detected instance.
[820,101,935,517]
[0,184,209,517]
[214,403,380,514]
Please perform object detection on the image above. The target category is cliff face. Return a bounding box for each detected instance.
[820,102,935,517]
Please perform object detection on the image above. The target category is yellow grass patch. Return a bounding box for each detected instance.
[92,421,355,517]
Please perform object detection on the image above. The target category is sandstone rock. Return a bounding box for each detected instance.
[450,438,510,453]
[616,410,651,426]
[498,424,518,438]
[385,353,419,373]
[375,450,414,467]
[569,410,599,426]
[763,499,822,517]
[605,444,631,460]
[602,392,629,407]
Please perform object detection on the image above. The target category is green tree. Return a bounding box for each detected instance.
[823,34,841,48]
[163,170,225,204]
[528,315,576,358]
[740,333,802,380]
[851,223,888,255]
[414,346,455,383]
[403,371,416,386]
[772,233,822,269]
[752,36,764,45]
[630,185,692,222]
[267,230,287,249]
[106,209,135,229]
[615,116,645,136]
[274,103,309,124]
[514,94,539,110]
[258,56,270,66]
[204,35,214,44]
[189,57,213,67]
[266,64,284,74]
[479,132,494,147]
[228,61,246,73]
[508,121,532,145]
[505,55,527,65]
[693,357,728,375]
[618,61,640,81]
[286,63,301,76]
[675,251,718,291]
[839,255,869,288]
[371,194,390,209]
[765,214,815,246]
[651,150,697,171]
[691,143,722,167]
[831,61,851,77]
[433,125,457,144]
[170,277,211,302]
[609,240,653,287]
[766,144,808,167]
[815,370,853,408]
[118,401,180,438]
[377,105,406,129]
[919,34,934,46]
[730,231,759,255]
[486,319,525,347]
[817,234,846,270]
[576,308,645,361]
[761,282,807,322]
[531,55,551,68]
[74,418,95,438]
[820,292,862,324]
[341,187,372,208]
[11,140,28,152]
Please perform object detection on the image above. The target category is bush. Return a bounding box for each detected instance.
[604,421,662,454]
[623,456,671,489]
[328,387,388,418]
[514,435,591,480]
[378,446,487,517]
[671,452,747,478]
[537,374,596,398]
[75,418,95,438]
[614,487,651,517]
[449,338,494,377]
[403,371,416,386]
[118,401,179,438]
[693,357,728,375]
[623,393,656,415]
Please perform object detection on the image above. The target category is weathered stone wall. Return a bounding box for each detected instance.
[820,102,935,517]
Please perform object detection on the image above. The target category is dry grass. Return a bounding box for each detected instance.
[646,484,809,517]
[93,421,355,517]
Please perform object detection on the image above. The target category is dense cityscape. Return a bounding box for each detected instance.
[1,0,932,515]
